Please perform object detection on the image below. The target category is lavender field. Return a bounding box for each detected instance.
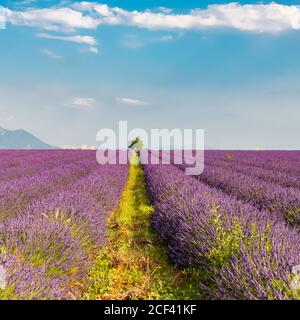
[0,150,300,300]
[145,150,300,299]
[0,150,129,299]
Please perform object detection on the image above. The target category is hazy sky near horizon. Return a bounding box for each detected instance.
[0,0,300,149]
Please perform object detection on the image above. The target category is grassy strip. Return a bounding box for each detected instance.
[83,160,201,300]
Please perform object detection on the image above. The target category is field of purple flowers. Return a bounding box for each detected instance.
[144,150,300,299]
[0,150,300,300]
[0,150,129,299]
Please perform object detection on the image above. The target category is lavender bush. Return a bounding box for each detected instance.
[144,163,300,299]
[0,151,128,299]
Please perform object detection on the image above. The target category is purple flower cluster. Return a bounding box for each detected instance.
[0,155,101,221]
[204,157,300,190]
[0,151,128,299]
[171,151,300,225]
[0,150,89,183]
[204,150,300,175]
[144,163,300,299]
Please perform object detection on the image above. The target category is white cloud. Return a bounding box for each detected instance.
[4,2,300,36]
[37,33,98,52]
[120,33,174,48]
[72,2,112,17]
[116,97,150,106]
[40,48,63,59]
[69,2,300,33]
[5,7,100,31]
[37,33,96,45]
[70,97,96,111]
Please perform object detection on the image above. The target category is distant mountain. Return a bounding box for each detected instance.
[0,127,58,150]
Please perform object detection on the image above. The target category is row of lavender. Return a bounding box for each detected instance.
[144,163,300,299]
[0,151,129,299]
[204,156,300,190]
[0,154,100,221]
[0,150,90,183]
[204,150,300,176]
[163,150,300,227]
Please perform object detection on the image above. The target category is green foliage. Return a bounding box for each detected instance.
[206,211,243,268]
[0,285,19,300]
[206,206,273,269]
[285,208,300,225]
[269,278,294,300]
[128,137,144,151]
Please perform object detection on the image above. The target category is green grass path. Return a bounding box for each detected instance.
[83,160,201,300]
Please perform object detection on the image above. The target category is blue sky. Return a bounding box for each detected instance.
[0,1,300,149]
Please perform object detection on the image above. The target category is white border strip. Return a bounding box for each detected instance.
[0,7,6,30]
